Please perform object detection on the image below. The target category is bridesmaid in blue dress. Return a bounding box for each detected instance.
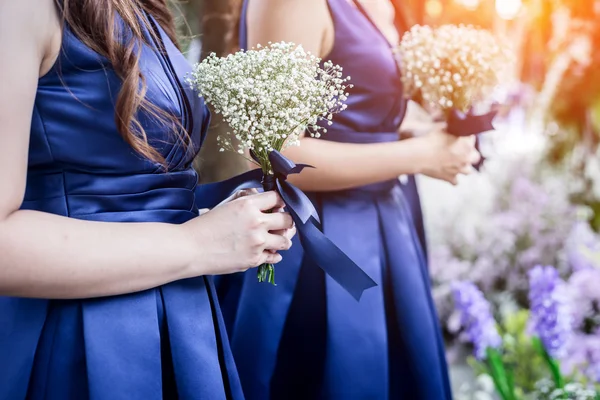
[216,0,481,399]
[0,0,296,398]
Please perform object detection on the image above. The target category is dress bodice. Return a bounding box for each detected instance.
[321,0,407,138]
[25,16,209,224]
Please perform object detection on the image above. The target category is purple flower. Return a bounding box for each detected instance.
[562,333,600,384]
[584,335,600,383]
[566,222,600,271]
[562,269,600,383]
[453,281,502,360]
[528,266,572,359]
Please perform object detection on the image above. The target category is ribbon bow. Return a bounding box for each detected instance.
[446,109,498,171]
[195,150,377,301]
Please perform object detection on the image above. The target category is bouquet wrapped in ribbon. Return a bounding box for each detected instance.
[188,42,375,300]
[397,25,512,169]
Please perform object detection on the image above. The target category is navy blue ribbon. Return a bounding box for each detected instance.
[446,109,497,171]
[196,150,377,301]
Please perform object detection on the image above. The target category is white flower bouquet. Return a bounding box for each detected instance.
[397,24,512,160]
[397,24,510,115]
[187,41,352,284]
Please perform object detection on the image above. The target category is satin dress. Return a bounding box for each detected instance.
[0,14,243,400]
[215,0,452,399]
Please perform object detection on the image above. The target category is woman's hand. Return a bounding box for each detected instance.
[184,191,296,276]
[204,188,296,247]
[417,126,481,185]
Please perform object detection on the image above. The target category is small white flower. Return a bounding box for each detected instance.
[397,24,512,113]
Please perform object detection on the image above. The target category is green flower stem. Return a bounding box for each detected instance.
[486,348,518,400]
[532,337,564,390]
[257,263,275,285]
[256,166,278,286]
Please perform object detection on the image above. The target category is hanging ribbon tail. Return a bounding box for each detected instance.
[299,215,377,301]
[473,136,486,171]
[278,179,377,301]
[270,156,377,301]
[194,169,263,209]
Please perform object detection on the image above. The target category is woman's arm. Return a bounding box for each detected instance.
[247,0,478,192]
[0,0,293,299]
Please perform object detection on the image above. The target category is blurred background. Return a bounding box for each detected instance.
[175,0,600,397]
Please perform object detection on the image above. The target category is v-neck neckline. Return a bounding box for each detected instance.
[348,0,403,77]
[350,0,399,49]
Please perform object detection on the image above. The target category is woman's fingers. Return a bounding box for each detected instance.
[460,164,473,175]
[469,150,482,165]
[262,211,294,231]
[217,188,259,208]
[264,232,292,252]
[235,188,259,199]
[284,225,297,241]
[248,191,286,211]
[262,251,283,265]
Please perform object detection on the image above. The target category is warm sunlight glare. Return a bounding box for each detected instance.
[425,0,443,18]
[455,0,481,11]
[495,0,522,20]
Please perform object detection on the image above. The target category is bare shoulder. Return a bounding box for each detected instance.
[247,0,331,56]
[249,0,329,21]
[0,0,60,77]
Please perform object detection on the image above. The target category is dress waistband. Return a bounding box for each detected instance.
[22,169,198,223]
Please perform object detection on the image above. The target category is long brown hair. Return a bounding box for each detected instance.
[56,0,186,164]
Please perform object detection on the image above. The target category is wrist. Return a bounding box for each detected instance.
[393,136,434,176]
[172,222,204,280]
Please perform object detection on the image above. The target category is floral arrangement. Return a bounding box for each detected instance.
[188,41,349,164]
[187,42,351,284]
[453,266,600,399]
[397,24,511,115]
[426,148,600,398]
[430,155,577,325]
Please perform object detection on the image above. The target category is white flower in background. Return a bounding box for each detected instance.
[187,41,351,172]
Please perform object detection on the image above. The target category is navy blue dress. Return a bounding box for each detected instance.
[0,14,244,400]
[216,0,452,399]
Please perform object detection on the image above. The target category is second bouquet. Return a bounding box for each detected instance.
[397,24,512,169]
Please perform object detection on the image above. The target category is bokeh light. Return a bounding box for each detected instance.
[495,0,522,20]
[425,0,443,18]
[454,0,481,11]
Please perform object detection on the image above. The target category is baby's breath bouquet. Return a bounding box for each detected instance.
[188,42,351,284]
[398,25,511,161]
[398,24,510,114]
